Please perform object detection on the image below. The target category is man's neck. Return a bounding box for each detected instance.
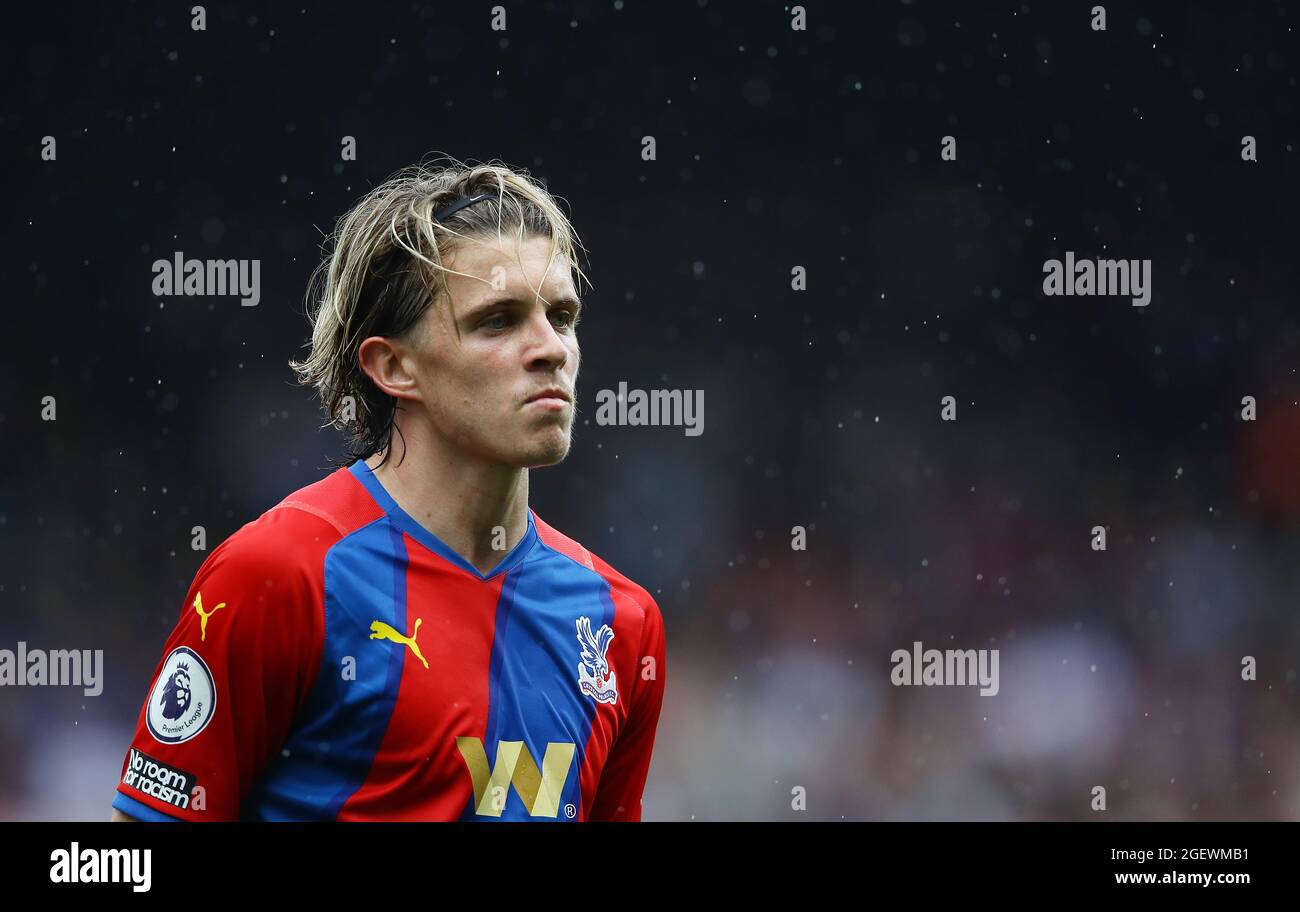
[365,444,530,576]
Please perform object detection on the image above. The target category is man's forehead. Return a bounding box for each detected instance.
[447,234,576,298]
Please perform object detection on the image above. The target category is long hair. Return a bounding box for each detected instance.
[289,153,590,468]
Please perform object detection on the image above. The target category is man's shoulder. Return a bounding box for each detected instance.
[203,464,387,582]
[529,511,662,628]
[270,461,389,537]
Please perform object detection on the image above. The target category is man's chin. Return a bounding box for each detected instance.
[518,430,572,468]
[522,445,570,469]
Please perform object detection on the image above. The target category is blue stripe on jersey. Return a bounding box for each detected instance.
[462,545,617,821]
[242,517,409,821]
[113,790,181,822]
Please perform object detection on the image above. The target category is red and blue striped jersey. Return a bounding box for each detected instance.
[112,459,666,821]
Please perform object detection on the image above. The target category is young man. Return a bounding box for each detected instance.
[110,159,666,822]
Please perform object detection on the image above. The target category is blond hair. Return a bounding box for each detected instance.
[290,154,590,466]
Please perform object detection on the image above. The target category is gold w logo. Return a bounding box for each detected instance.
[369,618,428,669]
[455,737,576,818]
[193,592,226,642]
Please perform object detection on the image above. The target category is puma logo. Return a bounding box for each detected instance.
[369,618,428,669]
[193,592,226,642]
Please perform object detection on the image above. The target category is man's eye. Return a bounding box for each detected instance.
[482,313,511,330]
[552,309,578,329]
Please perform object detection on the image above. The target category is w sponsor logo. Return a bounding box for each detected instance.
[455,737,576,818]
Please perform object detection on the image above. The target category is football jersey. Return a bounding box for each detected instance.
[112,459,666,821]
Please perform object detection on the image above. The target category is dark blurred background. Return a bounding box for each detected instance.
[2,0,1298,820]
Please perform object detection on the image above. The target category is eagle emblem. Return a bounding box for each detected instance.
[575,616,618,705]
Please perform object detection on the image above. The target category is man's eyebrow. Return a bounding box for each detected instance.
[464,294,582,317]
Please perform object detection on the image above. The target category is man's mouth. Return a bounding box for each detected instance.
[525,387,572,409]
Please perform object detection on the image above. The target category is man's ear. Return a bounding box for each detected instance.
[358,335,421,401]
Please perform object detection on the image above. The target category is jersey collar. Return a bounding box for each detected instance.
[347,459,538,581]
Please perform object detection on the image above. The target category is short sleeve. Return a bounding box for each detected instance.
[112,507,333,822]
[588,593,666,822]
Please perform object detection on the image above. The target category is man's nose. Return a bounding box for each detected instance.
[524,310,569,369]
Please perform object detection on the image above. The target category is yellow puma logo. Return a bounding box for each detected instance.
[193,592,226,642]
[369,618,428,669]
